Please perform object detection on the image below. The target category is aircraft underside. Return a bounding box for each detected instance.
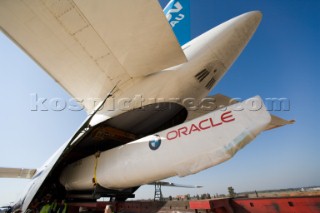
[33,103,188,202]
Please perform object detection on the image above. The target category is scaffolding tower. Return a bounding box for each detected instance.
[154,182,163,201]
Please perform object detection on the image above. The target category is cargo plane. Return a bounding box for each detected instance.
[0,0,293,211]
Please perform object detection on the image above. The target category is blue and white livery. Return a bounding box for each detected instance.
[164,0,191,45]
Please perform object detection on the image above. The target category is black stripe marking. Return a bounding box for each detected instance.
[195,69,210,82]
[205,77,216,90]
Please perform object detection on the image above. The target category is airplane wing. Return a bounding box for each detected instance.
[148,181,202,188]
[186,94,295,130]
[0,0,187,113]
[0,167,36,179]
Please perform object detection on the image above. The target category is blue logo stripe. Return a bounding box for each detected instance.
[164,0,191,46]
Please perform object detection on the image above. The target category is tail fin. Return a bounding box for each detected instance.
[164,0,191,46]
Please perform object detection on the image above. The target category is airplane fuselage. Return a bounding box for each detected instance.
[13,11,263,212]
[91,11,262,126]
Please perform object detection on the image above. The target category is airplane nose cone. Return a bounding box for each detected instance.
[203,11,262,69]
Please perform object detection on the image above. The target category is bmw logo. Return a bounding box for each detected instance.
[149,135,161,150]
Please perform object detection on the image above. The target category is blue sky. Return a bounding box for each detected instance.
[1,0,320,205]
